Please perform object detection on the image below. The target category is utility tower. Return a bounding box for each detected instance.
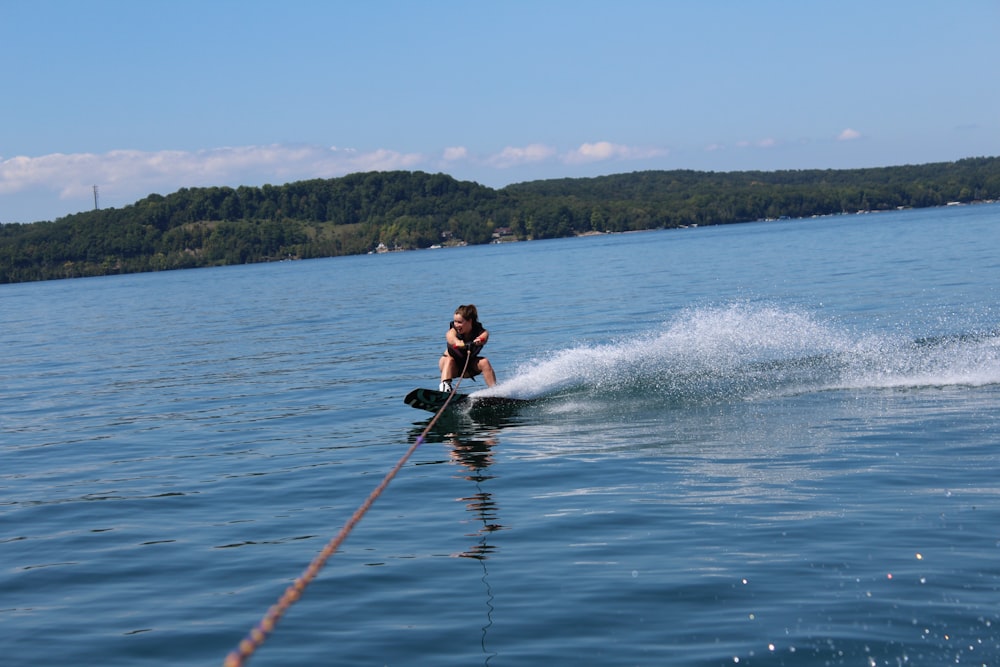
[93,185,100,210]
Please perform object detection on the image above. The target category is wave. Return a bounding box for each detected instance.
[476,304,1000,405]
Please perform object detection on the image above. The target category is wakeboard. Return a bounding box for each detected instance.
[404,387,530,413]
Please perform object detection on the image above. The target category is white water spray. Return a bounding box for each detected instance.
[476,304,1000,402]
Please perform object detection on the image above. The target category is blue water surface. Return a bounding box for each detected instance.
[2,204,999,666]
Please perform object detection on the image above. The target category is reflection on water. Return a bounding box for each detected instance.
[449,437,501,666]
[413,415,507,559]
[411,416,505,665]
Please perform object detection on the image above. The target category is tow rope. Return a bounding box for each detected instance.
[223,352,474,667]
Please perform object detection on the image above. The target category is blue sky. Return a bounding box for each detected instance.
[2,1,997,223]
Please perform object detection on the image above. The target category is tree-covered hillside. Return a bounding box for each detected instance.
[2,157,998,283]
[506,157,1000,231]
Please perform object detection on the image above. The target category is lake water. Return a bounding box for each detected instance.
[2,203,999,666]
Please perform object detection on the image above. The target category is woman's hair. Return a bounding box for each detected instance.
[454,304,479,323]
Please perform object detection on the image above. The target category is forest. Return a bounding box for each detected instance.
[2,157,998,283]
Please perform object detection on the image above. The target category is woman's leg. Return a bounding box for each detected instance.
[439,354,457,382]
[477,358,496,386]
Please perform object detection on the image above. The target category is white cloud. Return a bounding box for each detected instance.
[1,139,679,219]
[442,146,468,161]
[734,137,779,150]
[0,144,425,203]
[563,141,667,164]
[353,148,425,172]
[1,141,678,203]
[837,128,862,141]
[485,143,557,168]
[567,141,619,163]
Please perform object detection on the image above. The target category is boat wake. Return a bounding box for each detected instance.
[477,303,1000,405]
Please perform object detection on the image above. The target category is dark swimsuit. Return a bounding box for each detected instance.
[443,321,486,378]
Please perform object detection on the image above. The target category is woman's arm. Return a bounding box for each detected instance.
[447,325,488,349]
[446,326,464,349]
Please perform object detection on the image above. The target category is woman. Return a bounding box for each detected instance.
[439,304,497,392]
